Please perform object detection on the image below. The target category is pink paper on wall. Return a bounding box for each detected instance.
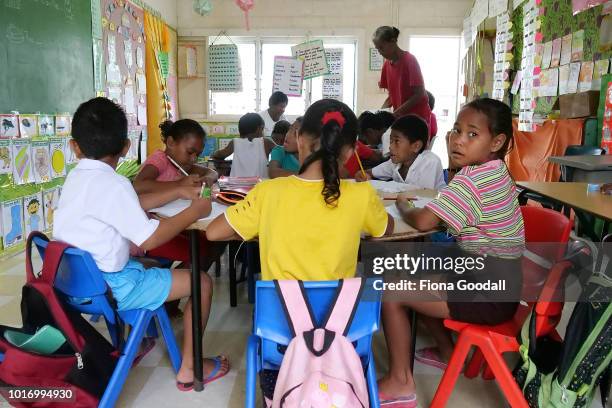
[572,0,606,15]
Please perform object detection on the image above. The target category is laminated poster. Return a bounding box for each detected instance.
[2,199,24,248]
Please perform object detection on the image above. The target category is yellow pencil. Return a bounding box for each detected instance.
[355,151,366,179]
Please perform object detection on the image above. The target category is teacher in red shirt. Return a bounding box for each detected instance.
[373,26,431,123]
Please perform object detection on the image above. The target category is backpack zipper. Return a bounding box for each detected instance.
[75,352,84,369]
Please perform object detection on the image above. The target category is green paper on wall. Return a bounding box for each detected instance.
[157,51,169,80]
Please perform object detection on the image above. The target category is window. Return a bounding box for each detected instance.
[208,37,357,119]
[408,36,462,168]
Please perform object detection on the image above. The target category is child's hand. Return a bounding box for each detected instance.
[202,172,219,187]
[180,174,203,187]
[178,186,201,200]
[354,171,370,182]
[395,195,415,212]
[189,196,212,218]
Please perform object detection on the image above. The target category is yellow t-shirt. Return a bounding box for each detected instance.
[225,176,388,281]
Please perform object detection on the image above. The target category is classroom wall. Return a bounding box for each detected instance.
[175,0,471,120]
[143,0,177,27]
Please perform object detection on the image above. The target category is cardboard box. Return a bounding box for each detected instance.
[559,91,600,119]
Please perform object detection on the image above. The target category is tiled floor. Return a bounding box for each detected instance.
[0,251,603,408]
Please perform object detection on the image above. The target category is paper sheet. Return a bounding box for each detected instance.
[578,61,594,92]
[541,41,553,69]
[149,200,227,221]
[369,180,418,194]
[385,197,434,220]
[560,34,573,66]
[551,38,562,67]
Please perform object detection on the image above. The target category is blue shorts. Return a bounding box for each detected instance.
[101,259,172,311]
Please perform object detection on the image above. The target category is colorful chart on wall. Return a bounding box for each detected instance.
[38,115,54,137]
[11,140,33,185]
[49,138,67,179]
[54,115,71,136]
[31,141,51,183]
[2,199,24,249]
[0,115,19,139]
[100,0,145,133]
[19,115,38,138]
[23,192,44,236]
[42,187,61,231]
[0,140,12,175]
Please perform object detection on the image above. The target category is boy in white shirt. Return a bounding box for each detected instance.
[258,91,288,137]
[53,97,229,391]
[356,115,445,190]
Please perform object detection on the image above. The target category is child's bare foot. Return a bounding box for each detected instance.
[176,356,230,390]
[377,373,416,400]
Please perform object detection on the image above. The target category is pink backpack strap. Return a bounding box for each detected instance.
[322,278,365,336]
[274,280,315,336]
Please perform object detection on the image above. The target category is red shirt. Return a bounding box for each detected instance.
[379,51,431,122]
[429,111,438,139]
[344,141,375,177]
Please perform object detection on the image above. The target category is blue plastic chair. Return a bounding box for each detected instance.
[246,279,382,408]
[33,236,181,408]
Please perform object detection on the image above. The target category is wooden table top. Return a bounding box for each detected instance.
[517,181,612,221]
[548,155,612,171]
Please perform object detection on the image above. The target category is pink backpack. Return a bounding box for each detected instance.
[272,278,370,408]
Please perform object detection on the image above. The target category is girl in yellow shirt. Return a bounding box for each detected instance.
[207,99,394,281]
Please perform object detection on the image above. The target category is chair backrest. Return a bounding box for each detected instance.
[253,279,381,368]
[560,145,605,182]
[520,208,574,334]
[33,236,117,323]
[521,206,572,262]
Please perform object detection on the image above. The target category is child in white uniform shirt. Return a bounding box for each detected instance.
[356,115,445,190]
[53,97,229,391]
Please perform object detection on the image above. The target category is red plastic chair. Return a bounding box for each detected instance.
[429,207,573,408]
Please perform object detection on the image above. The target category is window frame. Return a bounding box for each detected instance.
[204,34,358,121]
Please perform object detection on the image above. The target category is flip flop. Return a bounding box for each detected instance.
[379,391,418,408]
[132,337,156,367]
[176,355,231,392]
[414,347,448,371]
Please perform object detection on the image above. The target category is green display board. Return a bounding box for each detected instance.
[510,0,608,115]
[0,0,94,114]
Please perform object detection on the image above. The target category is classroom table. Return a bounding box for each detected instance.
[516,182,612,222]
[548,155,612,183]
[151,187,439,391]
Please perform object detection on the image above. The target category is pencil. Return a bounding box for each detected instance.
[167,156,189,177]
[355,151,366,179]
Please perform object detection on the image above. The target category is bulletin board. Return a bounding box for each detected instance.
[508,0,610,115]
[100,0,147,150]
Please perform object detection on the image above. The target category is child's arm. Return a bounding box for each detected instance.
[396,196,441,231]
[140,197,212,251]
[263,138,276,156]
[206,215,243,241]
[138,186,200,211]
[212,141,234,160]
[269,160,297,178]
[133,164,203,194]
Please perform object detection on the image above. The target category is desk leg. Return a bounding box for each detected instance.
[189,230,204,392]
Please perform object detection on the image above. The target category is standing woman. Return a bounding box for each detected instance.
[373,26,431,123]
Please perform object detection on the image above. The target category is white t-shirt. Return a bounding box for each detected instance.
[258,109,286,137]
[371,150,446,190]
[230,137,269,178]
[53,159,159,272]
[381,128,392,156]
